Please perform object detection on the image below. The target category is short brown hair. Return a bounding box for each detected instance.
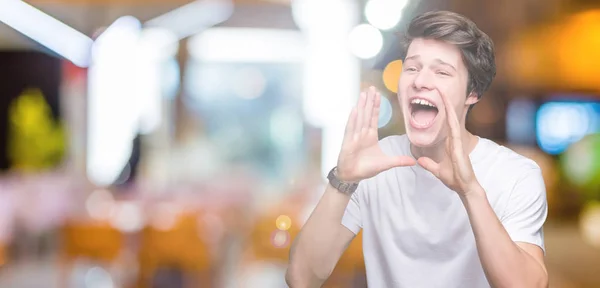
[400,10,496,100]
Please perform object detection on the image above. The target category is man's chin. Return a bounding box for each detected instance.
[406,130,441,148]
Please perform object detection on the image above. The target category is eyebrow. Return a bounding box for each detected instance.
[433,59,457,71]
[404,55,420,61]
[404,55,457,71]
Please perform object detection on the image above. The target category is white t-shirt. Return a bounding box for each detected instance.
[341,134,548,288]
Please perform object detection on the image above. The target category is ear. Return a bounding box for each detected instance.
[465,91,479,106]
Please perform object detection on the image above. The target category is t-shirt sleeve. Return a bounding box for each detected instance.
[501,166,548,252]
[341,183,364,235]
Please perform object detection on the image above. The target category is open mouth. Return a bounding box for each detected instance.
[410,98,439,128]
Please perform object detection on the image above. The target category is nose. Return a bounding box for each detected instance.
[412,70,434,91]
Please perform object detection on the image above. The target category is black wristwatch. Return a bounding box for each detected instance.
[327,167,360,195]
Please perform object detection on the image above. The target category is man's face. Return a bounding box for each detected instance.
[398,38,478,147]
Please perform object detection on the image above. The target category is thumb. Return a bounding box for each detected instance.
[380,156,416,171]
[418,157,441,178]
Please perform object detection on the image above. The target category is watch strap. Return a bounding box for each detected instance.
[327,167,359,195]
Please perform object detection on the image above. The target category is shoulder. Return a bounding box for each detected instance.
[496,144,545,194]
[479,139,546,204]
[479,138,542,178]
[475,140,547,219]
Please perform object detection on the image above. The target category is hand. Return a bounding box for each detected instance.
[417,92,480,196]
[337,87,416,182]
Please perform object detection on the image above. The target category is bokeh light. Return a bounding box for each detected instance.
[536,102,599,155]
[378,95,393,128]
[275,215,292,231]
[271,230,290,248]
[348,24,383,59]
[382,60,402,93]
[291,0,358,32]
[110,202,144,233]
[579,201,600,249]
[364,0,408,30]
[84,266,114,288]
[561,134,600,192]
[85,189,115,221]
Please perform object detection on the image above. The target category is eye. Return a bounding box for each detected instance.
[404,66,418,72]
[436,70,451,76]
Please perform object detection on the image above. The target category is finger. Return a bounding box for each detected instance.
[362,88,375,134]
[354,92,367,140]
[439,91,463,151]
[417,157,441,178]
[344,107,358,143]
[379,156,416,171]
[446,137,461,167]
[370,92,381,129]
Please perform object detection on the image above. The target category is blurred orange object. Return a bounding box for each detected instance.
[59,220,124,287]
[246,210,301,263]
[61,220,124,262]
[505,10,600,92]
[137,212,214,287]
[0,243,6,267]
[243,181,317,264]
[244,210,365,287]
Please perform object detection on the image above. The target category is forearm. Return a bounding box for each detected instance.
[461,186,548,288]
[287,184,353,286]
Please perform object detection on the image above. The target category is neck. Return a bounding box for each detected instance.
[410,128,478,163]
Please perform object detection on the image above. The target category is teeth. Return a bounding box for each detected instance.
[410,98,436,107]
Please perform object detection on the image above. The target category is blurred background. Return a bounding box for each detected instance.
[0,0,599,287]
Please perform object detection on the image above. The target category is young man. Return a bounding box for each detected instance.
[286,10,549,288]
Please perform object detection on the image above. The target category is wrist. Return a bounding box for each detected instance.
[459,183,486,203]
[334,168,361,183]
[328,167,360,195]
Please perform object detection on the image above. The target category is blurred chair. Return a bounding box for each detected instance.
[136,211,213,288]
[59,220,124,287]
